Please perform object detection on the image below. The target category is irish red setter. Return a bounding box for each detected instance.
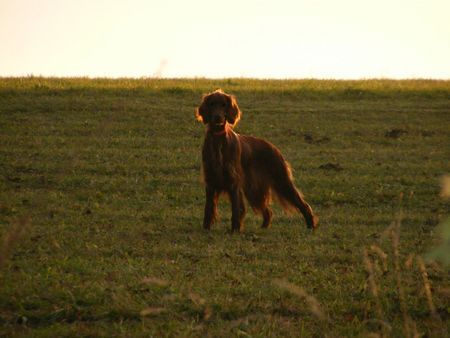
[196,89,318,232]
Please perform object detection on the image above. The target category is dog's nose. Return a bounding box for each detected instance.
[213,115,223,123]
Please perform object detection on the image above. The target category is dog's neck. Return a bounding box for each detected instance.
[208,123,232,137]
[213,129,227,136]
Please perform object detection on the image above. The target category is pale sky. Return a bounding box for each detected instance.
[1,0,449,79]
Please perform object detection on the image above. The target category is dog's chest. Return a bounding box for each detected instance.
[202,141,238,188]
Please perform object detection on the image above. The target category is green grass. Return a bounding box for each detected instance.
[0,77,449,337]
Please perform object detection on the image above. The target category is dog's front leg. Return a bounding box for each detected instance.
[203,186,217,230]
[230,188,245,233]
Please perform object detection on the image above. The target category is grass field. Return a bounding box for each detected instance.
[0,77,449,337]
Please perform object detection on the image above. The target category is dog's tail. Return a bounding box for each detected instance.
[271,158,318,229]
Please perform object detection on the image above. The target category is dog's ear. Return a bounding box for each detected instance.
[225,94,241,126]
[195,94,209,124]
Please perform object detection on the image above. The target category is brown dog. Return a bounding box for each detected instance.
[196,89,318,232]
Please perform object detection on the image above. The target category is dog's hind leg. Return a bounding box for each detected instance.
[294,193,318,230]
[259,190,273,228]
[261,207,273,228]
[274,180,318,230]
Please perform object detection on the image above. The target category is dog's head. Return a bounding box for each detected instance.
[195,89,241,134]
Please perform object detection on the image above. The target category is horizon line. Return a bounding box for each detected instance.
[1,75,450,82]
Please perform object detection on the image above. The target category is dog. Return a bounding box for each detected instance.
[195,89,318,232]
